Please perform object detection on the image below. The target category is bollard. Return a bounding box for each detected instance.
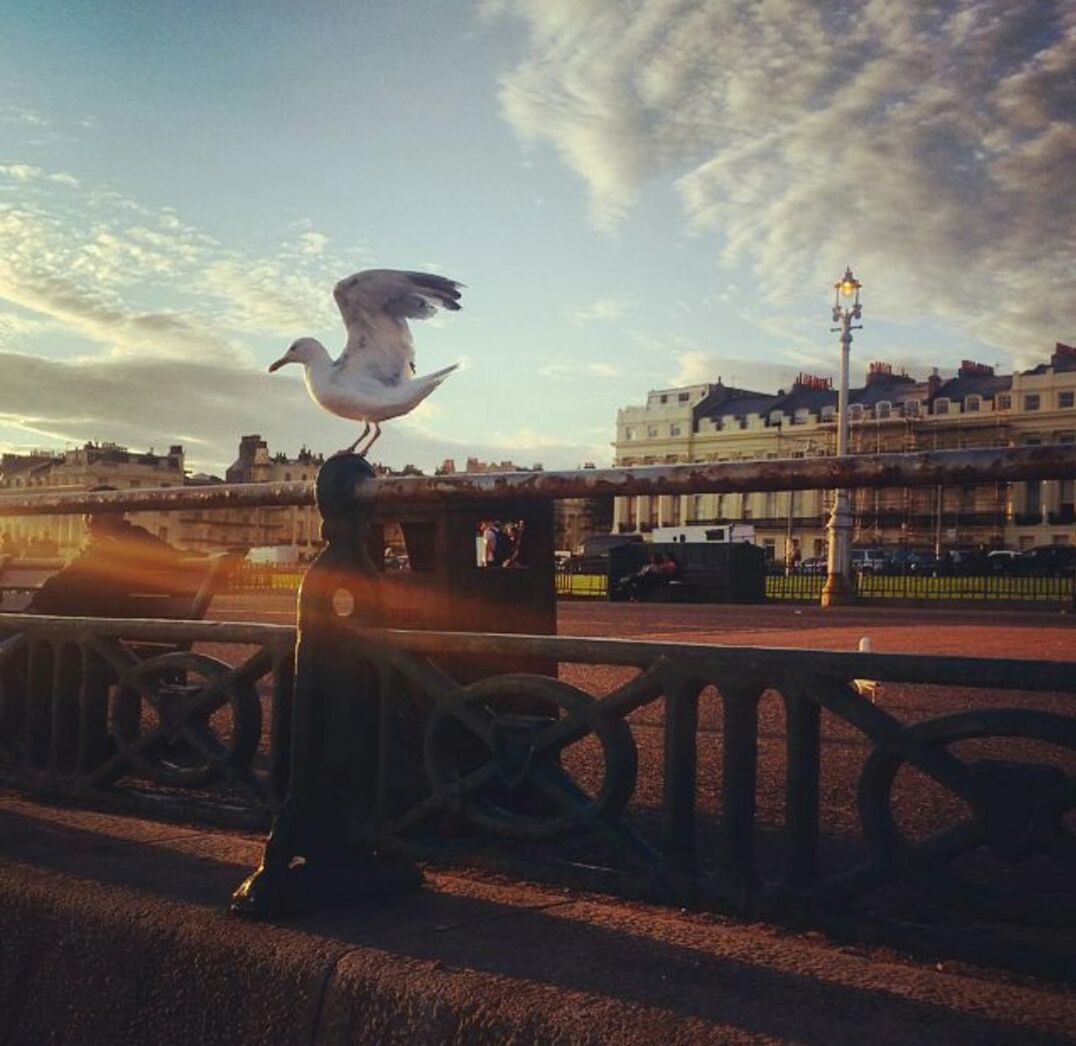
[231,454,421,917]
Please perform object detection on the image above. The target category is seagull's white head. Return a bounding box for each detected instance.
[268,337,326,373]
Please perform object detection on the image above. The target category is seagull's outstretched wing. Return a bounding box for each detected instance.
[333,269,462,384]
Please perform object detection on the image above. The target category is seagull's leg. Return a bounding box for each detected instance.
[360,422,382,457]
[340,422,371,456]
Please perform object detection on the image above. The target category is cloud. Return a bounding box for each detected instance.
[0,106,50,128]
[0,164,78,187]
[491,0,1076,353]
[538,360,620,378]
[668,349,805,392]
[567,295,631,323]
[0,352,607,473]
[297,231,329,256]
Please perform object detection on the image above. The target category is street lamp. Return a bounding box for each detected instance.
[820,266,863,607]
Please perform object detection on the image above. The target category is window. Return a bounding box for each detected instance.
[964,395,980,413]
[933,398,950,415]
[1024,393,1040,411]
[996,393,1012,410]
[769,410,783,426]
[284,472,292,481]
[821,405,835,421]
[848,404,864,420]
[1059,391,1074,409]
[660,394,668,404]
[875,401,891,419]
[794,408,809,425]
[903,400,920,417]
[670,424,681,437]
[647,426,658,438]
[624,427,634,440]
[678,392,690,402]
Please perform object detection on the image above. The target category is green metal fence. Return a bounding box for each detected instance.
[767,573,1074,605]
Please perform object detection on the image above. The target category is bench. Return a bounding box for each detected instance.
[638,567,732,604]
[0,553,227,632]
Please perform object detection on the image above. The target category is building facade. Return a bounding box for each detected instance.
[0,442,186,556]
[613,344,1076,563]
[0,436,326,560]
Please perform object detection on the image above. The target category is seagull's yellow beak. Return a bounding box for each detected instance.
[268,356,287,373]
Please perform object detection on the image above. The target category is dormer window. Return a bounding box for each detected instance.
[903,400,920,417]
[934,398,950,415]
[794,408,810,425]
[820,404,835,421]
[769,410,783,426]
[848,403,864,421]
[965,395,981,413]
[875,401,891,419]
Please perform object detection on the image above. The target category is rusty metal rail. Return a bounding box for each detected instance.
[0,444,1072,515]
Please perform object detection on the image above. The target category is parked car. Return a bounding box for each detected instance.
[1012,545,1076,577]
[987,549,1020,573]
[886,548,927,575]
[850,548,888,574]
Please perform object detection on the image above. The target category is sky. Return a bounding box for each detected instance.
[1,0,1073,475]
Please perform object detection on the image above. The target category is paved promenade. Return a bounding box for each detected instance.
[3,600,1073,1042]
[2,793,1074,1045]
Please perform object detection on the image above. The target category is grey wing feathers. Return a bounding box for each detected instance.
[334,269,463,328]
[333,269,463,381]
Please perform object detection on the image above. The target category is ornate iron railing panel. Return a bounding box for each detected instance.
[3,611,1074,928]
[0,615,294,824]
[340,625,1076,924]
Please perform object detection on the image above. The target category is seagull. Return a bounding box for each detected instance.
[852,635,879,702]
[268,269,462,456]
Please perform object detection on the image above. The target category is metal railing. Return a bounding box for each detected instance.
[1,445,1072,516]
[767,573,1075,605]
[1,447,1074,950]
[2,610,1073,935]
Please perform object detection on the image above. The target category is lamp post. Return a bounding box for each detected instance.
[820,266,862,607]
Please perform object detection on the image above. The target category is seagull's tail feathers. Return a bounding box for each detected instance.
[417,362,460,385]
[403,362,459,411]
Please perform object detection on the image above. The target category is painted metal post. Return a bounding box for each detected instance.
[821,267,863,608]
[232,454,421,918]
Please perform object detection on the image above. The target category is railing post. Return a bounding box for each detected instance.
[232,454,421,918]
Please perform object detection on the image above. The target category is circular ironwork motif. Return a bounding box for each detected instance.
[111,652,262,788]
[424,674,637,840]
[859,709,1076,924]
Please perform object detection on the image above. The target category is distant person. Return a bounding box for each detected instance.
[481,520,500,567]
[617,552,673,601]
[0,530,16,557]
[29,487,184,618]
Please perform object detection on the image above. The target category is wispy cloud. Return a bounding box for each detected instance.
[490,0,1076,353]
[567,295,631,323]
[538,360,620,378]
[0,163,79,187]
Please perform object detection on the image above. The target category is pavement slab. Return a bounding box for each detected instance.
[1,792,1074,1045]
